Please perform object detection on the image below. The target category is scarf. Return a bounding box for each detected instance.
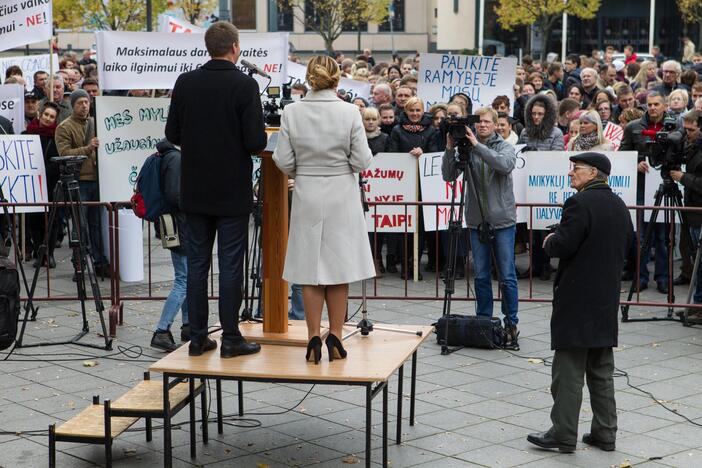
[401,122,427,133]
[25,118,57,138]
[366,128,381,139]
[572,131,599,151]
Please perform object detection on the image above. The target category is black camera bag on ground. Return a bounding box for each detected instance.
[434,314,505,349]
[0,256,20,351]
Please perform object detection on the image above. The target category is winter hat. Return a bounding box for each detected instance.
[70,89,90,108]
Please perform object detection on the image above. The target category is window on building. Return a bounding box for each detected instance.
[269,0,293,31]
[378,0,404,32]
[233,0,256,30]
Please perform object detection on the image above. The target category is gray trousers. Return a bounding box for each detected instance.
[549,347,617,444]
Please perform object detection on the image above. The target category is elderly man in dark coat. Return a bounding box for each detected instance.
[527,153,633,454]
[165,22,267,358]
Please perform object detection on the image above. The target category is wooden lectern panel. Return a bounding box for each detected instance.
[261,128,288,334]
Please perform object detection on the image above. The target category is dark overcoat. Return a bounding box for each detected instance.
[165,59,267,216]
[544,181,633,350]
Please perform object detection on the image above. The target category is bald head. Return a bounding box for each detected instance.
[580,67,598,90]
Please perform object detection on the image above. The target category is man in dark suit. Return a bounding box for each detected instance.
[527,153,633,453]
[165,22,267,358]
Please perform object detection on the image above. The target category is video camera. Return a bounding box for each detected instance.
[643,116,685,171]
[263,84,294,127]
[441,115,480,159]
[51,155,87,177]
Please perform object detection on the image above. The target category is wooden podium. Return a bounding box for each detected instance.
[241,128,316,346]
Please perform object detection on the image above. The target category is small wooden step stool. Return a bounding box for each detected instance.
[49,372,206,467]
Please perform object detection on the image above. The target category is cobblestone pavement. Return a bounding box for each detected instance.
[1,237,701,468]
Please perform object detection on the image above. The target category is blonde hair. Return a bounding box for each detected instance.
[668,89,689,106]
[362,107,380,120]
[306,55,341,91]
[475,107,498,124]
[404,96,424,112]
[578,109,606,145]
[632,61,661,90]
[352,67,369,81]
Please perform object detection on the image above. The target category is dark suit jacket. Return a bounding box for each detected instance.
[165,59,267,216]
[544,181,633,350]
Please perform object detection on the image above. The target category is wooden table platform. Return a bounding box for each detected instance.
[151,323,433,468]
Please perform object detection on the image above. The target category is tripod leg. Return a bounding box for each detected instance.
[684,226,702,325]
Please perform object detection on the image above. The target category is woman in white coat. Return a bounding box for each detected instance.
[273,55,375,364]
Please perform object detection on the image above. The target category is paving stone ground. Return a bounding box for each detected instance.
[1,233,702,467]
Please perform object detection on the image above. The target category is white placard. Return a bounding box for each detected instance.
[603,122,624,151]
[417,53,518,110]
[0,53,58,90]
[525,151,638,229]
[0,0,53,52]
[0,84,25,133]
[643,168,683,223]
[96,31,289,90]
[364,153,417,233]
[513,144,528,223]
[286,60,371,101]
[157,14,204,33]
[95,96,170,202]
[418,151,467,231]
[0,135,48,212]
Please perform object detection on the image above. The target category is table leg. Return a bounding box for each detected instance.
[396,364,403,444]
[189,379,196,459]
[365,384,372,468]
[410,351,417,426]
[163,374,172,468]
[200,378,208,444]
[383,383,388,467]
[216,379,223,435]
[238,380,244,416]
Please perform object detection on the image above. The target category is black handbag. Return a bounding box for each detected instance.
[434,314,505,349]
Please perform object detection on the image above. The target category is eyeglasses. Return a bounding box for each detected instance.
[662,70,678,74]
[572,165,593,172]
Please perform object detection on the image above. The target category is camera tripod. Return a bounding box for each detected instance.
[241,165,264,323]
[680,226,702,326]
[621,171,690,322]
[440,143,519,355]
[17,156,112,350]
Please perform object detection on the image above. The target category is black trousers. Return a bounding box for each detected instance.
[186,212,248,344]
[549,347,617,445]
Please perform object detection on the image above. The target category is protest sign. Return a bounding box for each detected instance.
[157,14,204,33]
[95,96,170,202]
[513,144,528,223]
[417,53,517,110]
[418,152,468,231]
[0,135,48,212]
[0,84,25,133]
[604,122,624,150]
[525,151,637,229]
[364,153,417,233]
[286,60,371,101]
[0,0,52,52]
[0,53,58,90]
[96,31,289,90]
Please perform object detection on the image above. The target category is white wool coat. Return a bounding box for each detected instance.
[273,89,375,285]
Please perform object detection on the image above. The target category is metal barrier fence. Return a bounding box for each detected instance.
[12,201,702,337]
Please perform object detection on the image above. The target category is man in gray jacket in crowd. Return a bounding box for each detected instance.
[442,106,520,348]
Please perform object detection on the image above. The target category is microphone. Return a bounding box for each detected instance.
[633,129,659,137]
[240,59,270,78]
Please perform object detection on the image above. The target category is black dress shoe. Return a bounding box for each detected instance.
[657,282,669,294]
[220,339,261,358]
[188,337,217,356]
[582,433,615,451]
[527,431,575,453]
[673,275,690,286]
[151,331,177,352]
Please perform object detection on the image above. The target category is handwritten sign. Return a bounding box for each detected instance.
[525,151,637,229]
[0,135,48,211]
[0,53,58,90]
[417,53,517,110]
[157,14,204,33]
[604,122,624,150]
[418,152,467,231]
[0,84,25,133]
[286,60,371,101]
[96,31,289,90]
[0,0,53,52]
[95,96,170,202]
[364,153,417,233]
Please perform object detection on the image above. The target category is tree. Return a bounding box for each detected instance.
[678,0,702,23]
[495,0,601,57]
[279,0,390,53]
[178,0,218,24]
[53,0,169,31]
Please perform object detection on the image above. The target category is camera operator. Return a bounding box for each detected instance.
[620,91,679,292]
[670,111,702,318]
[441,107,519,346]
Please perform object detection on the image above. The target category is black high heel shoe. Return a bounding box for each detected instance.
[306,336,322,364]
[325,334,347,361]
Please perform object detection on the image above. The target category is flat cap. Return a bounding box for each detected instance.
[569,152,611,176]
